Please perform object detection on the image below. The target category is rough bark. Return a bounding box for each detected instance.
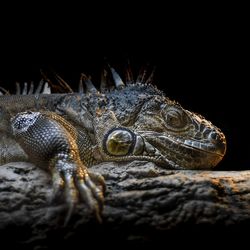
[0,161,250,249]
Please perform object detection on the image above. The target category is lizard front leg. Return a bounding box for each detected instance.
[10,111,105,223]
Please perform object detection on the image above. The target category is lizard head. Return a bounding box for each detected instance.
[93,68,226,169]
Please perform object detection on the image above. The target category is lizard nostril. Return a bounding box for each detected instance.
[208,130,227,156]
[210,131,218,141]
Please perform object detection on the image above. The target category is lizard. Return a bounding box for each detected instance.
[0,66,226,222]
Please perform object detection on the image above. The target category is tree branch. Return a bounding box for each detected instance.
[0,161,249,248]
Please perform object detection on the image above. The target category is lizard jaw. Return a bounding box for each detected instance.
[141,130,226,169]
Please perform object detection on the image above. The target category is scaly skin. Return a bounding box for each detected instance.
[0,68,226,221]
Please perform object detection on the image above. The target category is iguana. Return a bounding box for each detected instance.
[0,66,226,221]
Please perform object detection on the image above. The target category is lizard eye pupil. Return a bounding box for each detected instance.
[104,128,135,156]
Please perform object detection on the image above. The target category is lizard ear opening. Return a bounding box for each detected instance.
[103,128,135,156]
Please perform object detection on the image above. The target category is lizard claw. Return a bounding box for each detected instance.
[49,167,64,202]
[63,172,79,225]
[77,171,105,221]
[50,162,105,225]
[88,171,106,193]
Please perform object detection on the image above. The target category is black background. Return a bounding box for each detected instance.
[0,4,249,249]
[0,5,249,171]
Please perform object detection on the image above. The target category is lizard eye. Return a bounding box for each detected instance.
[103,128,136,156]
[162,106,188,130]
[166,110,183,127]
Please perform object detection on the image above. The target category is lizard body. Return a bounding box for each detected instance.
[0,67,226,220]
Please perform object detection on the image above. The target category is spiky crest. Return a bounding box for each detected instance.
[0,64,160,97]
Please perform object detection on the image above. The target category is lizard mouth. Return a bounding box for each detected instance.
[140,131,226,169]
[182,139,225,157]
